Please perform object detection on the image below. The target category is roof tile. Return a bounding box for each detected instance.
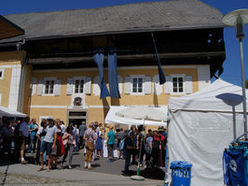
[2,0,223,42]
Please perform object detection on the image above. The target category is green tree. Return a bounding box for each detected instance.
[246,79,248,89]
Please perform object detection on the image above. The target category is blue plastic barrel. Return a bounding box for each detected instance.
[170,161,192,186]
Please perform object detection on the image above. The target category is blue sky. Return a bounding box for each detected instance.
[0,0,247,86]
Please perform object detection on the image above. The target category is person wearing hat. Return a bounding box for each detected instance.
[158,126,167,139]
[83,122,97,170]
[122,132,136,176]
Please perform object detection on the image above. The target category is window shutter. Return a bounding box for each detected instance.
[54,80,61,96]
[124,76,131,94]
[185,76,193,94]
[37,80,44,96]
[153,75,162,95]
[30,78,37,96]
[66,78,73,95]
[144,76,151,94]
[118,75,123,94]
[84,76,91,95]
[93,76,100,96]
[164,76,172,94]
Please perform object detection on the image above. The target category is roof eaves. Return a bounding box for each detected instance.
[0,15,25,35]
[23,23,225,41]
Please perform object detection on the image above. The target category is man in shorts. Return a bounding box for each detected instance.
[19,117,30,164]
[84,122,97,170]
[39,119,57,172]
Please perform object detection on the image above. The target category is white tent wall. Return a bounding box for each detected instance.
[168,110,244,186]
[168,79,248,186]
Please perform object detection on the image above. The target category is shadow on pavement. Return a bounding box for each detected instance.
[127,167,164,180]
[92,163,101,168]
[0,152,165,181]
[0,158,18,167]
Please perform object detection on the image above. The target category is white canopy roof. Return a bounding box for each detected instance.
[0,106,26,117]
[105,106,167,126]
[169,78,248,113]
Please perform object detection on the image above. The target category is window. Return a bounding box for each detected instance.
[74,79,84,94]
[172,76,184,93]
[0,69,4,80]
[132,76,143,93]
[44,80,54,94]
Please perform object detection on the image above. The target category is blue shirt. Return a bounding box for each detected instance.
[19,121,29,137]
[107,130,115,145]
[29,123,38,136]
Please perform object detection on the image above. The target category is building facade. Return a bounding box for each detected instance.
[0,0,225,128]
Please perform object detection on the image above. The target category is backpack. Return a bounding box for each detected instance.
[153,134,164,148]
[145,144,152,154]
[119,138,125,151]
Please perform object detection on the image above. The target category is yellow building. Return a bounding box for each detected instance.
[0,0,225,129]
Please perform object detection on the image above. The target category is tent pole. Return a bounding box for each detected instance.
[239,40,248,139]
[164,119,169,185]
[131,121,145,181]
[232,106,237,140]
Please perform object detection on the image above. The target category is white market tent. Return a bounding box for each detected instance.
[0,106,26,117]
[104,106,167,157]
[105,106,168,126]
[168,79,248,186]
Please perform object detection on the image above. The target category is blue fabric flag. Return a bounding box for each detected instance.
[93,50,110,99]
[108,48,120,98]
[151,33,166,84]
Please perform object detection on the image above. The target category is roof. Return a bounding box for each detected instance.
[1,0,224,43]
[169,79,248,112]
[0,15,24,40]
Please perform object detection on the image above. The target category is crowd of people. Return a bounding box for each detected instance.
[0,117,167,175]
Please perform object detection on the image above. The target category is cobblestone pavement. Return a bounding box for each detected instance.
[0,150,165,186]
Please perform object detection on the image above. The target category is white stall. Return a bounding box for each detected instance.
[168,79,248,186]
[104,106,168,157]
[0,106,26,118]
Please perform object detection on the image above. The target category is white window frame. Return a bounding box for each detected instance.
[43,77,56,96]
[73,76,85,95]
[171,74,186,95]
[0,69,4,80]
[130,75,145,95]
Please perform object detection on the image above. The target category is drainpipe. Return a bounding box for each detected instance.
[16,39,26,112]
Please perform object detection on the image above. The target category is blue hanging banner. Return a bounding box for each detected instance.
[108,48,120,98]
[151,33,166,84]
[93,49,110,99]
